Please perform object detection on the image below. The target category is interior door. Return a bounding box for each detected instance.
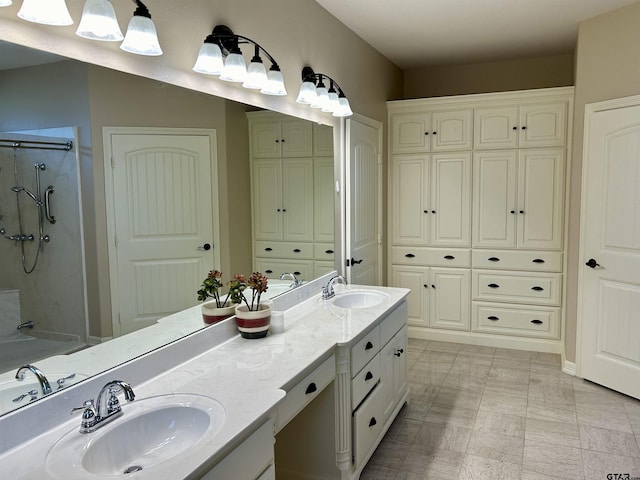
[579,100,640,399]
[346,117,382,285]
[106,130,218,336]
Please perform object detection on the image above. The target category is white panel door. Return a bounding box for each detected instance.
[391,154,429,245]
[430,152,471,247]
[580,101,640,399]
[109,132,216,336]
[472,150,517,248]
[347,118,381,285]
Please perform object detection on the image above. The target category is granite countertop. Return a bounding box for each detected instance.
[0,284,409,479]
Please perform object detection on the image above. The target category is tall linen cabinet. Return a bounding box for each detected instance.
[388,87,573,353]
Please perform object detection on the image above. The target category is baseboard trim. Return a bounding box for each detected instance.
[562,359,577,376]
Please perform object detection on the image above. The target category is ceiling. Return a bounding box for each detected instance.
[315,0,639,70]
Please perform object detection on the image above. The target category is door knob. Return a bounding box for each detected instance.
[585,258,600,269]
[197,243,212,251]
[350,258,364,265]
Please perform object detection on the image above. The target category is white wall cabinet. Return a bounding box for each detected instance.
[251,118,313,158]
[388,87,573,353]
[472,148,565,250]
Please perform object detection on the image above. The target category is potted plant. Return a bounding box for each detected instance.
[230,272,271,339]
[197,270,239,325]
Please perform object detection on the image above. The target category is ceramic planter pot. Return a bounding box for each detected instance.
[201,301,236,325]
[234,304,271,339]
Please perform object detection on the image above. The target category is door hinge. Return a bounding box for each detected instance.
[377,234,383,244]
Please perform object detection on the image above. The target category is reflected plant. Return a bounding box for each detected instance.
[231,272,269,311]
[197,270,237,308]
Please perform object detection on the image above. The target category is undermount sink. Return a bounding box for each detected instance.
[45,393,225,479]
[331,290,389,309]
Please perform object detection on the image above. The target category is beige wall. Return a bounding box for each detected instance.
[565,1,640,363]
[404,54,574,99]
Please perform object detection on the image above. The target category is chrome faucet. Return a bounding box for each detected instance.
[322,275,347,300]
[15,364,52,395]
[71,380,135,433]
[280,272,303,288]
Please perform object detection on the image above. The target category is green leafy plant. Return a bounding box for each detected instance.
[230,272,269,311]
[197,270,238,308]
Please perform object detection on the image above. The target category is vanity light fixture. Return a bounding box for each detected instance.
[193,25,287,96]
[120,0,162,56]
[296,67,353,117]
[76,0,123,42]
[17,0,73,26]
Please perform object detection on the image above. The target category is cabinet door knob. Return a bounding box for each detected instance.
[365,371,373,381]
[282,208,287,212]
[530,319,543,325]
[431,210,436,214]
[488,316,499,321]
[432,131,437,135]
[521,126,527,130]
[275,139,279,143]
[394,348,404,357]
[512,126,518,131]
[424,210,429,214]
[369,417,377,428]
[281,138,285,142]
[488,257,500,262]
[305,382,317,395]
[423,284,429,289]
[365,341,374,351]
[488,283,500,289]
[519,210,524,214]
[424,132,430,135]
[510,210,516,214]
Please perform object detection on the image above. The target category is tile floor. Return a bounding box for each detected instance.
[361,338,640,480]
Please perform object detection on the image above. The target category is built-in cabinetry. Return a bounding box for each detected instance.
[248,112,334,280]
[388,87,573,352]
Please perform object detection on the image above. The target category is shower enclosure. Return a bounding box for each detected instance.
[0,131,87,372]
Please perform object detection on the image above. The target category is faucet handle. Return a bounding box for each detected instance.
[71,399,97,430]
[106,387,122,415]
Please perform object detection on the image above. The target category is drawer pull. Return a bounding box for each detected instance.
[405,253,416,258]
[365,371,373,381]
[530,319,543,325]
[365,341,374,351]
[265,269,273,274]
[444,255,455,260]
[325,249,334,254]
[293,248,301,253]
[394,348,404,357]
[368,417,377,428]
[264,247,273,251]
[305,382,317,395]
[423,210,429,214]
[423,284,429,289]
[488,257,500,262]
[487,283,500,289]
[487,316,499,321]
[532,258,545,264]
[531,286,544,291]
[293,271,301,276]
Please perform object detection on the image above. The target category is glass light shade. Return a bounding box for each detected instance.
[242,60,268,89]
[261,69,287,96]
[76,0,123,42]
[310,85,329,109]
[0,1,12,7]
[220,53,247,82]
[322,91,340,113]
[18,0,73,26]
[333,96,353,117]
[193,43,223,75]
[120,15,162,56]
[296,80,317,104]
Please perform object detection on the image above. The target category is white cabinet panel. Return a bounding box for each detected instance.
[391,266,429,328]
[519,103,567,148]
[431,109,473,151]
[429,268,471,331]
[472,270,562,306]
[391,112,431,154]
[474,106,519,149]
[391,154,430,245]
[472,302,560,339]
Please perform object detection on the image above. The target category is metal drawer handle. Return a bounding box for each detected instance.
[264,247,273,251]
[531,286,544,291]
[365,371,373,381]
[293,248,301,253]
[530,319,543,325]
[305,382,317,395]
[444,255,455,260]
[487,283,500,289]
[293,271,301,276]
[532,258,545,264]
[488,257,500,262]
[365,341,374,351]
[265,269,273,274]
[487,316,499,321]
[405,253,415,258]
[325,249,334,254]
[369,417,377,428]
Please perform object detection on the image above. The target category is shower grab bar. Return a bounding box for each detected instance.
[0,139,72,151]
[44,186,56,224]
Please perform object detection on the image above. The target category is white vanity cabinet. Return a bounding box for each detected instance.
[388,87,573,353]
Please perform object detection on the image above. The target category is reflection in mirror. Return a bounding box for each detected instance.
[0,41,335,417]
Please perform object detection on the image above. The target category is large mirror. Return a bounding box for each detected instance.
[0,41,336,416]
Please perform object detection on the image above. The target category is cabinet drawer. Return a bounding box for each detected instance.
[472,302,560,339]
[255,241,313,259]
[472,270,562,306]
[353,385,385,467]
[472,250,563,272]
[276,354,335,432]
[351,327,380,378]
[352,353,381,410]
[391,246,470,268]
[254,259,313,280]
[314,243,335,260]
[380,302,408,347]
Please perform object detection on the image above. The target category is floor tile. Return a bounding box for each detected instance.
[527,384,574,406]
[466,430,524,464]
[432,385,484,410]
[458,454,522,480]
[525,417,581,448]
[579,424,640,458]
[493,348,532,361]
[624,398,640,435]
[423,403,477,429]
[473,409,525,438]
[581,449,640,480]
[487,366,530,385]
[491,356,531,370]
[367,437,411,470]
[413,422,472,453]
[521,467,582,480]
[385,417,423,445]
[523,439,584,480]
[359,463,400,480]
[528,366,574,389]
[576,404,633,433]
[459,344,496,356]
[425,341,465,353]
[526,400,577,425]
[574,389,626,409]
[402,445,465,478]
[479,385,528,416]
[530,352,561,366]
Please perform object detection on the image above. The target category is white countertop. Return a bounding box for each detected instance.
[0,284,409,479]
